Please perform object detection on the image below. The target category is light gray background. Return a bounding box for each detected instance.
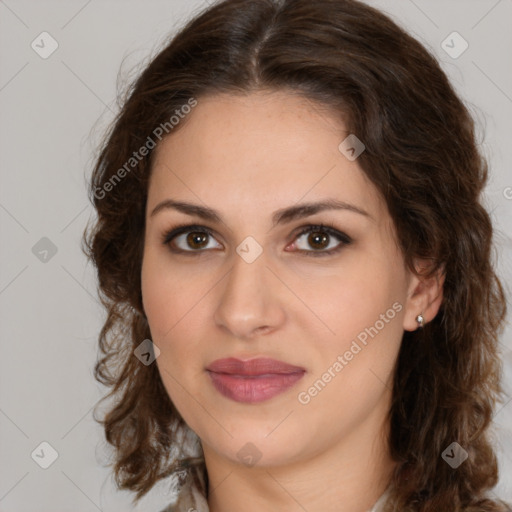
[0,0,511,510]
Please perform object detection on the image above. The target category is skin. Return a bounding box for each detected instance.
[141,90,444,512]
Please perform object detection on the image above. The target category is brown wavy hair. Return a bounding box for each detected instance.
[82,0,510,510]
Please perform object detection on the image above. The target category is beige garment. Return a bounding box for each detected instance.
[160,464,389,512]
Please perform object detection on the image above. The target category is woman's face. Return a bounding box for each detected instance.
[141,90,422,469]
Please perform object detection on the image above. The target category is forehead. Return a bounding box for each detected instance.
[148,91,384,222]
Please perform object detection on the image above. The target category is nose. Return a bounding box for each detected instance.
[213,249,286,341]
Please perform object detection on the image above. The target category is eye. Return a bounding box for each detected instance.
[289,223,352,257]
[162,224,222,253]
[161,222,352,257]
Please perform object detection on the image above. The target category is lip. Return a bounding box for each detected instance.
[206,357,306,403]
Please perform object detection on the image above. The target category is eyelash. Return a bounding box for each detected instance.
[161,222,352,258]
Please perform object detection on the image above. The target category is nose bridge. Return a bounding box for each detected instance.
[213,245,283,339]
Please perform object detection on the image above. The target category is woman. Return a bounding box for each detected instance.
[83,0,510,510]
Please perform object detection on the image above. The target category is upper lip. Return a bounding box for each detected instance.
[206,357,305,376]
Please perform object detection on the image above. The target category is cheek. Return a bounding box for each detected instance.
[296,255,406,415]
[141,251,212,402]
[294,264,405,425]
[141,248,211,339]
[299,249,406,346]
[141,258,204,419]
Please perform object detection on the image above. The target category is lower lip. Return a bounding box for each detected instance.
[207,371,305,403]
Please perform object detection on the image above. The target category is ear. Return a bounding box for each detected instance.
[402,259,445,332]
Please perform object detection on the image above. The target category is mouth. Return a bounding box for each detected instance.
[205,357,306,403]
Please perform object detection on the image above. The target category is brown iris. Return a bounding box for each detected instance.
[307,230,329,250]
[187,232,209,249]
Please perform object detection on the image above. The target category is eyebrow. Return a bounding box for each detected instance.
[150,198,372,227]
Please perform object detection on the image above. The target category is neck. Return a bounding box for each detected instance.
[204,404,395,512]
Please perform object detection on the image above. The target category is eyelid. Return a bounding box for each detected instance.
[161,222,352,256]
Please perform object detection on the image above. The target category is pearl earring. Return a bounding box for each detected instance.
[416,313,424,329]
